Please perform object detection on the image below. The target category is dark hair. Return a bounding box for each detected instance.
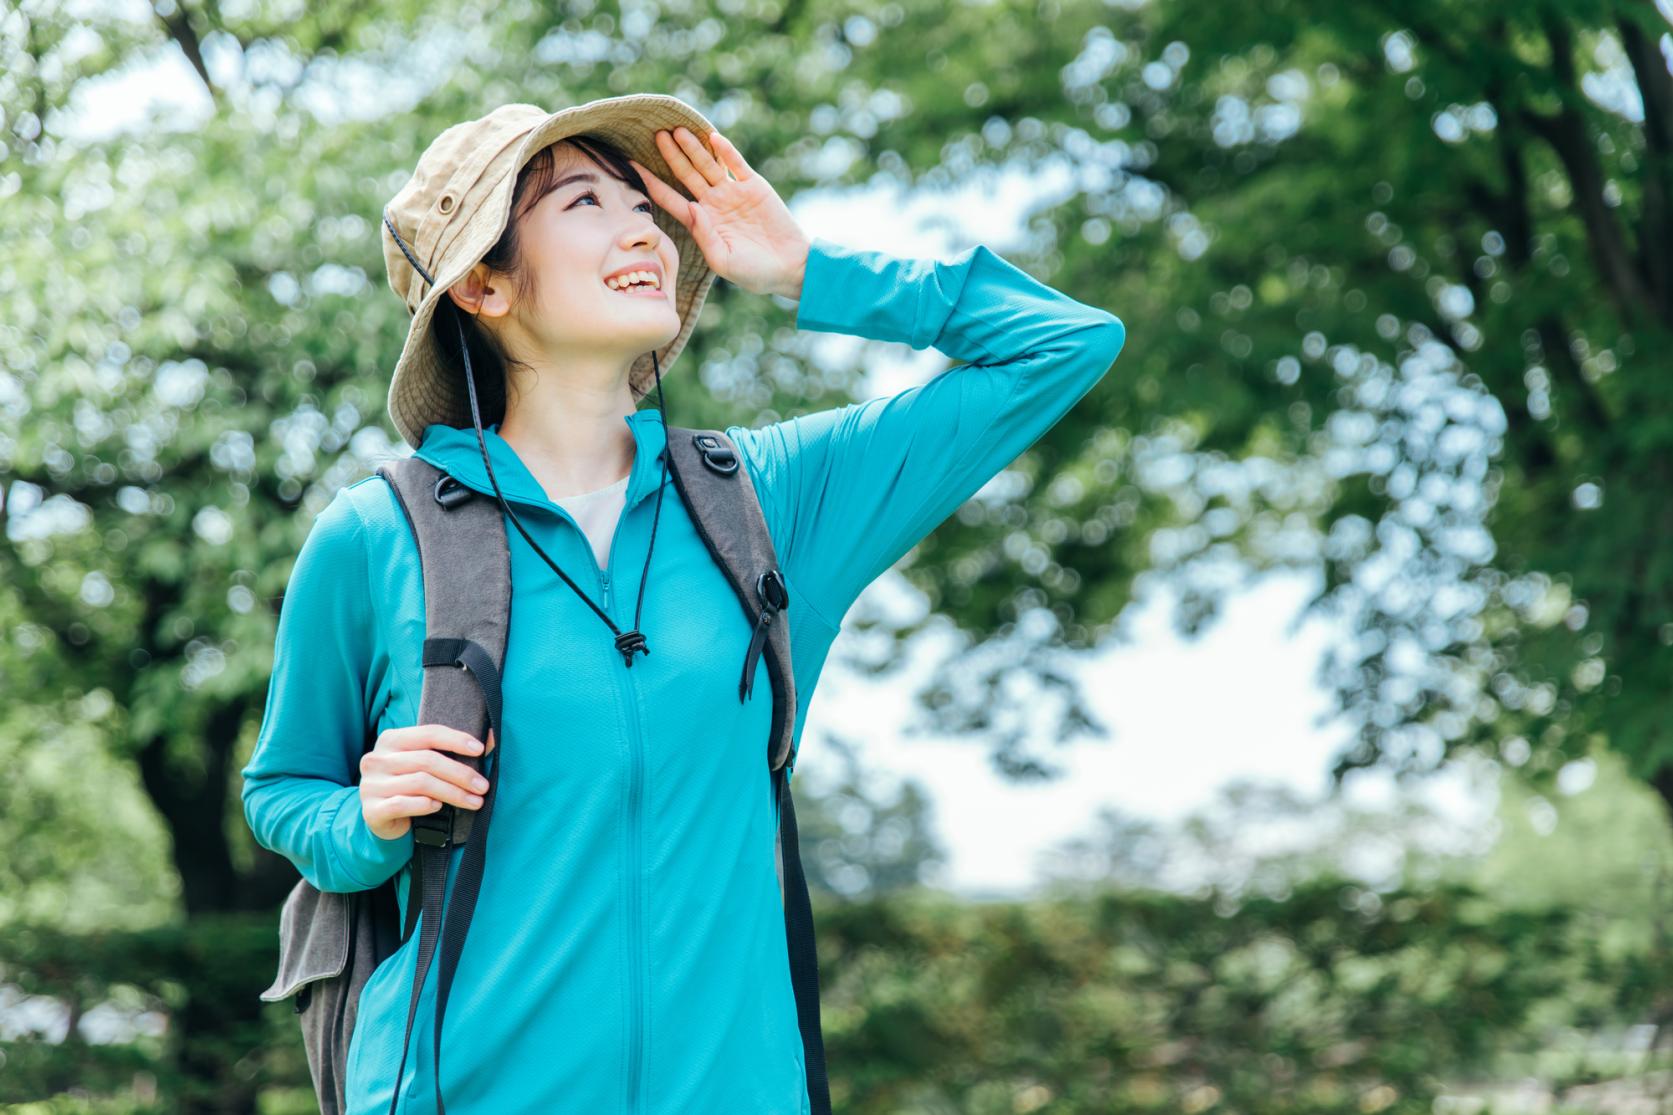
[432,132,652,426]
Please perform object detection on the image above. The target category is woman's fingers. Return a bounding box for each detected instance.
[672,126,728,183]
[406,770,485,809]
[657,126,727,192]
[629,159,695,230]
[707,132,754,181]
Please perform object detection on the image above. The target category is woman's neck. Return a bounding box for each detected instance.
[499,395,637,501]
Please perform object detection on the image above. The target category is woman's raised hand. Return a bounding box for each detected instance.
[630,127,809,302]
[360,725,496,841]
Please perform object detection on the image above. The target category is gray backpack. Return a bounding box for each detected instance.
[257,427,831,1115]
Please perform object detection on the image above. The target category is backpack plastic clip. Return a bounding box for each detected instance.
[693,433,739,476]
[411,820,454,848]
[756,569,788,614]
[433,474,473,509]
[739,570,789,703]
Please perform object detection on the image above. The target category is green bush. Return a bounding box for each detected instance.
[4,877,1666,1113]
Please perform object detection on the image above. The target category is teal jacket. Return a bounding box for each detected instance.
[240,236,1125,1115]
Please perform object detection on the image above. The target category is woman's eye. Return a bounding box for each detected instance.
[572,191,653,214]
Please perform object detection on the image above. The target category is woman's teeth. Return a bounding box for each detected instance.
[605,271,661,292]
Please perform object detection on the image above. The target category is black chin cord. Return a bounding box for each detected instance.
[453,308,671,669]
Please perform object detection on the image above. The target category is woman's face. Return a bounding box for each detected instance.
[501,141,682,373]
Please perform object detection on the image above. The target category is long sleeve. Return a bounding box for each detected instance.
[239,490,413,892]
[728,236,1126,628]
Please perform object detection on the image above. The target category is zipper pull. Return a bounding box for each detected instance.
[601,570,611,611]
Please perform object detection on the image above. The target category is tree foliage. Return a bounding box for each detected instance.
[5,0,1673,1107]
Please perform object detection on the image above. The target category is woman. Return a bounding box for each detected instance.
[241,95,1125,1115]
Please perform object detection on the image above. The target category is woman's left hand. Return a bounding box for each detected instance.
[631,128,809,301]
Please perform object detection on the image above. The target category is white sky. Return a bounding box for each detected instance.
[804,570,1487,899]
[58,40,1494,902]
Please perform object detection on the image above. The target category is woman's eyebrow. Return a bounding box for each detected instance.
[554,171,649,197]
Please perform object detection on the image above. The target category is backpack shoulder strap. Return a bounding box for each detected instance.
[662,425,833,1115]
[375,455,510,849]
[662,425,798,775]
[373,453,511,1115]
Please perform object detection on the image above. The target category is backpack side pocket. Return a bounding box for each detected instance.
[261,881,353,1006]
[261,882,358,1115]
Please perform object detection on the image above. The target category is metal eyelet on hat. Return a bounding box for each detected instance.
[439,194,455,213]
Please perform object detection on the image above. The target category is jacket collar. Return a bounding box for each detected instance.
[413,408,670,515]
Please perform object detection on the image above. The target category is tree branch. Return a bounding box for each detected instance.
[1517,10,1657,324]
[1492,74,1616,435]
[152,0,219,103]
[1616,4,1673,316]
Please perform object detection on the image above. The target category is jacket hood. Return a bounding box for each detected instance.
[413,407,670,515]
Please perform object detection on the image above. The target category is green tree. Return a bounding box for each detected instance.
[8,0,1673,1106]
[857,0,1673,820]
[1473,746,1673,938]
[846,0,1673,809]
[1037,774,1490,899]
[791,732,949,899]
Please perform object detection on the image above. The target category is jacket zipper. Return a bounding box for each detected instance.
[607,536,647,1114]
[542,477,651,1113]
[562,498,645,1115]
[620,626,647,1114]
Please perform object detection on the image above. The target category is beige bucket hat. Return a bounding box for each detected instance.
[379,94,722,449]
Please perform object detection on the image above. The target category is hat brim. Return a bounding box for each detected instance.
[386,94,722,450]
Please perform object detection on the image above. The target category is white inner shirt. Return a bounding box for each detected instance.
[550,472,630,572]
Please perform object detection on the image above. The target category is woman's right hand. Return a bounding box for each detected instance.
[360,726,496,841]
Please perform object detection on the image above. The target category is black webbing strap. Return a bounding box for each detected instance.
[386,636,504,1115]
[775,765,832,1115]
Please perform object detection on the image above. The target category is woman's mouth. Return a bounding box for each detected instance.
[604,271,666,299]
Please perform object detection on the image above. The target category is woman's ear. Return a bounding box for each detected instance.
[447,263,513,320]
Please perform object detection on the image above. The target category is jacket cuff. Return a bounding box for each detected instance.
[328,783,413,888]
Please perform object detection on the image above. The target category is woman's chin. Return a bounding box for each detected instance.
[617,314,684,354]
[604,294,677,321]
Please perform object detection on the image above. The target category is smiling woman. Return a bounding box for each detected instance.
[247,95,1123,1115]
[430,132,671,430]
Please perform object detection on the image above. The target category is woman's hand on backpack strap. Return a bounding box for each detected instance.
[360,725,494,841]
